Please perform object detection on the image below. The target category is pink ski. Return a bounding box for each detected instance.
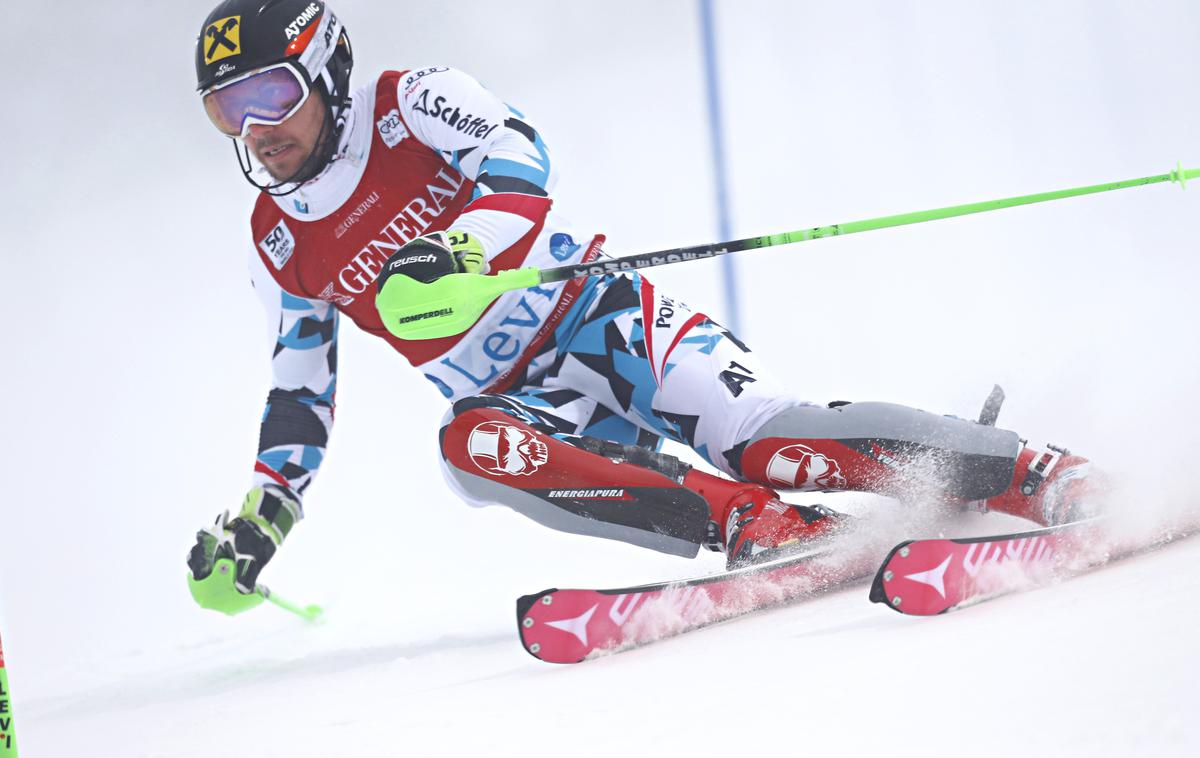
[517,541,880,663]
[868,518,1111,615]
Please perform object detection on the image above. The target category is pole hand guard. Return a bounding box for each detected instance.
[376,267,541,340]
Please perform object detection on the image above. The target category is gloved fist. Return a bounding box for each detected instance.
[376,229,487,293]
[448,230,487,274]
[186,484,300,615]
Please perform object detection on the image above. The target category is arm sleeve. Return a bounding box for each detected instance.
[249,252,338,503]
[398,67,555,258]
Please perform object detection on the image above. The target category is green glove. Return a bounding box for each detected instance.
[377,229,488,285]
[186,485,301,615]
[447,230,487,274]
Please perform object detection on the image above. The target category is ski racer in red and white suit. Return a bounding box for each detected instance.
[236,65,836,563]
[187,6,1098,611]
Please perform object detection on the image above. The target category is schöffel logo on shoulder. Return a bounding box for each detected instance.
[259,220,296,270]
[376,108,409,148]
[410,90,499,139]
[284,3,322,39]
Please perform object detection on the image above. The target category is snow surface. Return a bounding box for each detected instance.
[13,517,1200,757]
[4,1,1200,756]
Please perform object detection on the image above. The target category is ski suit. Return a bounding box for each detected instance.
[246,67,1027,557]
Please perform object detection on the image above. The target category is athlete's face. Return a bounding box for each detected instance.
[242,91,326,181]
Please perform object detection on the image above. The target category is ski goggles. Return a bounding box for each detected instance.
[202,63,312,138]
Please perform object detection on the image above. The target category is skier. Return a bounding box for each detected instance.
[187,0,1098,614]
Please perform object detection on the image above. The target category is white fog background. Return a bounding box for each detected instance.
[2,1,1199,756]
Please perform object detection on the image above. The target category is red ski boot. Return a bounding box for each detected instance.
[682,470,843,569]
[984,443,1103,526]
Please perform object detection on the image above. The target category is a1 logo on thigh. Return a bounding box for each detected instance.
[718,360,757,398]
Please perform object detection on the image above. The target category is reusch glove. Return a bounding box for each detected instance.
[448,230,487,274]
[376,230,487,292]
[186,484,301,615]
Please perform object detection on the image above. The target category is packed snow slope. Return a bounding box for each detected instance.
[3,1,1199,756]
[15,517,1200,757]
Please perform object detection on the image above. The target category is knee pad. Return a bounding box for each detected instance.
[738,402,1021,501]
[439,406,710,557]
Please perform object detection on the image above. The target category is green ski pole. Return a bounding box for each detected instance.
[377,163,1199,340]
[257,582,324,622]
[189,558,323,620]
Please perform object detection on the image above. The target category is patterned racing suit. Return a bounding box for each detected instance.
[245,67,1029,558]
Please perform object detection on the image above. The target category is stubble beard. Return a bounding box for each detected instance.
[255,114,331,183]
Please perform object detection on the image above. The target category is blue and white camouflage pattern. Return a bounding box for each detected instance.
[443,270,807,489]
